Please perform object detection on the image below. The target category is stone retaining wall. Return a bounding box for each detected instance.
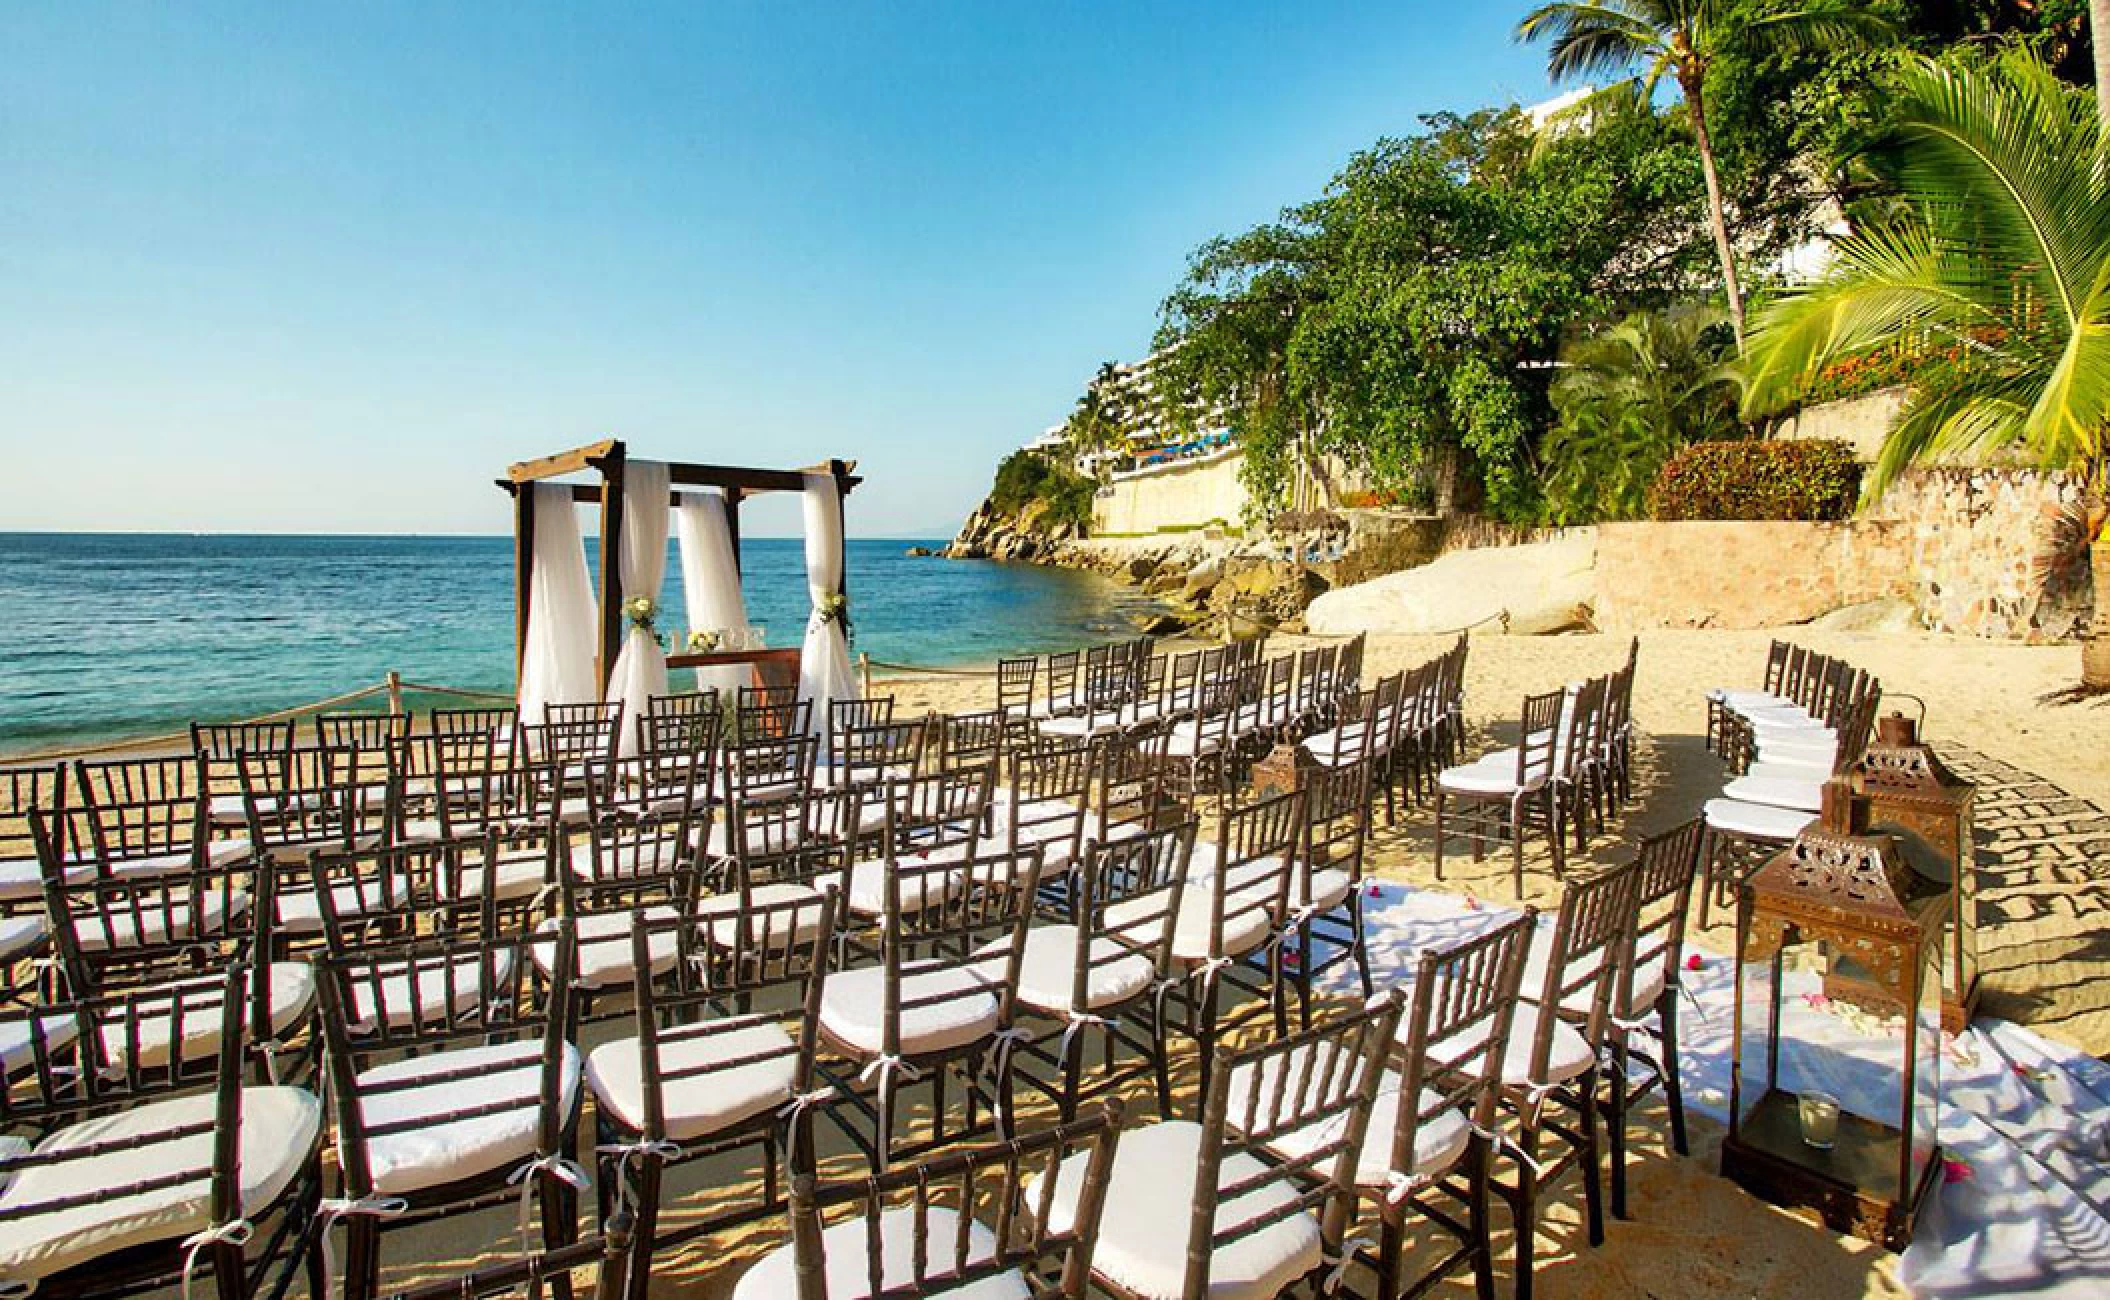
[1869,467,2089,640]
[1593,520,1913,630]
[1590,468,2087,640]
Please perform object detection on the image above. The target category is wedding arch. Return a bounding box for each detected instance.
[499,438,861,749]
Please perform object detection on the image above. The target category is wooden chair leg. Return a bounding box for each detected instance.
[1578,1068,1606,1248]
[1433,787,1447,881]
[1608,1036,1632,1221]
[1510,1121,1542,1300]
[1661,993,1690,1157]
[1468,1138,1498,1300]
[1348,894,1374,999]
[621,1156,666,1300]
[540,1164,581,1300]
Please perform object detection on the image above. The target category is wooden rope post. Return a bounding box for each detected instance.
[859,652,871,698]
[385,671,404,716]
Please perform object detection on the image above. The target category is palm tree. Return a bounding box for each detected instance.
[1541,303,1742,522]
[1516,1,1890,346]
[1743,53,2110,690]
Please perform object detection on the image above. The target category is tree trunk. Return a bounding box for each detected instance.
[2094,0,2110,128]
[1683,75,1748,349]
[2085,506,2110,692]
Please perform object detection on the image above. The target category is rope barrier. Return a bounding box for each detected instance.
[3,676,517,764]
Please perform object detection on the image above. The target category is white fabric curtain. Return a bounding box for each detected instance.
[606,460,672,756]
[796,471,855,747]
[516,482,598,727]
[673,489,751,703]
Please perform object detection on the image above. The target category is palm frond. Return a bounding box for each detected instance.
[1882,55,2110,338]
[1516,2,1668,84]
[1741,222,1987,415]
[1733,4,1893,59]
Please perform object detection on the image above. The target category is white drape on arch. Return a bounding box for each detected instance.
[606,459,671,756]
[796,471,855,747]
[673,489,751,704]
[516,482,598,727]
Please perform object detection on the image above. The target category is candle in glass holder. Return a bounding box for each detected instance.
[1798,1091,1841,1150]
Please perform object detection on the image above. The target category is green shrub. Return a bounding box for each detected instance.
[988,450,1096,532]
[1648,439,1862,521]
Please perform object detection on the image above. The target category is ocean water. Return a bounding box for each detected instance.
[0,533,1155,753]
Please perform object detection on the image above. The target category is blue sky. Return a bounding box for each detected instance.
[0,2,1553,538]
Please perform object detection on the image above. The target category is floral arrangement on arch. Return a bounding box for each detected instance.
[817,591,853,643]
[624,595,664,648]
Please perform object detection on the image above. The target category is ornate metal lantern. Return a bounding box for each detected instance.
[1724,780,1948,1251]
[1846,712,1979,1031]
[1247,742,1310,801]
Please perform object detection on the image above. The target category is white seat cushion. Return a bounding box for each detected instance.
[1301,723,1368,765]
[0,1086,320,1283]
[0,858,45,904]
[275,876,411,936]
[972,925,1154,1014]
[1720,774,1823,813]
[444,847,548,903]
[533,907,680,989]
[1498,1003,1595,1089]
[733,1204,1029,1300]
[0,1013,79,1077]
[1702,797,1815,841]
[586,1021,797,1143]
[1712,689,1792,710]
[1438,758,1548,797]
[1741,758,1834,784]
[1036,710,1125,739]
[819,961,999,1058]
[98,963,316,1070]
[342,950,518,1031]
[1736,704,1820,728]
[1754,733,1839,763]
[1104,880,1273,964]
[1165,724,1223,759]
[815,851,969,918]
[567,836,688,882]
[1519,922,1664,1022]
[1029,1119,1320,1300]
[0,914,46,963]
[355,1038,582,1196]
[1226,1047,1471,1192]
[694,883,831,949]
[73,889,250,952]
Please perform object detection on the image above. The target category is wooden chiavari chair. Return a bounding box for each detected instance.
[736,1099,1126,1299]
[587,889,839,1295]
[1026,993,1403,1300]
[1498,858,1642,1300]
[813,845,1042,1170]
[190,720,297,834]
[0,965,323,1300]
[1434,689,1566,897]
[312,923,581,1300]
[994,823,1191,1122]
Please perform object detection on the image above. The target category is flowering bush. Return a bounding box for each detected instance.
[1649,439,1861,522]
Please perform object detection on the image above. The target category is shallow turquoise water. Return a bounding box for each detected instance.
[0,534,1151,751]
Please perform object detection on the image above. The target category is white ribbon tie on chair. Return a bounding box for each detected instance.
[595,1139,683,1220]
[179,1218,253,1300]
[313,1194,409,1299]
[507,1155,592,1256]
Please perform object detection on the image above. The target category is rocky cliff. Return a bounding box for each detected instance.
[943,495,1086,562]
